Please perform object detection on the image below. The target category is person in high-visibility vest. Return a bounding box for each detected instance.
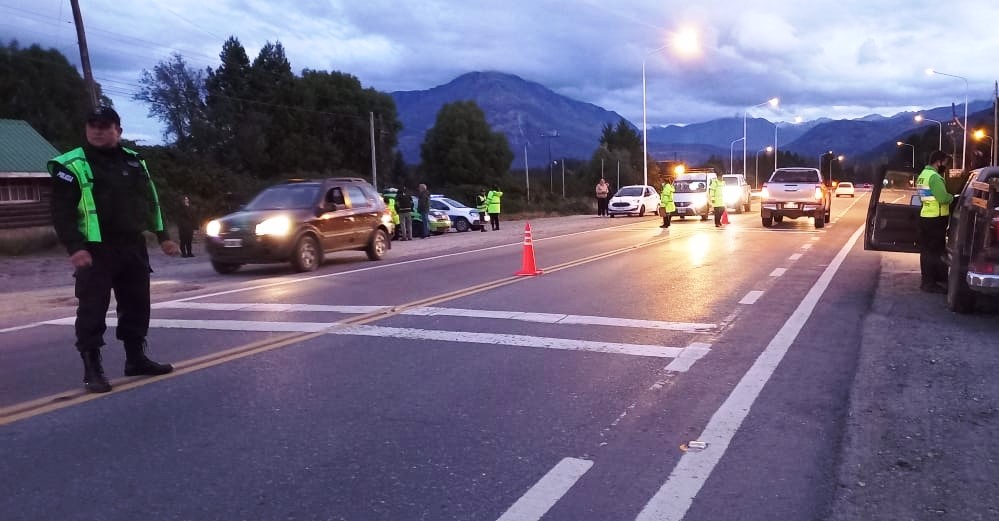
[48,106,179,394]
[708,176,727,227]
[476,188,489,232]
[383,193,399,240]
[486,186,503,231]
[659,178,676,228]
[915,150,955,293]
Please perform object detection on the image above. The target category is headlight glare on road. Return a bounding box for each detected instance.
[255,216,292,236]
[206,220,221,237]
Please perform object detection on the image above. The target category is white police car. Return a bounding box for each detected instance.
[430,195,483,232]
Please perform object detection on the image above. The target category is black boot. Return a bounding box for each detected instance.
[124,341,174,376]
[80,350,112,393]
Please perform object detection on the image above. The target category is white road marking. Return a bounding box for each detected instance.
[738,291,764,305]
[789,253,803,261]
[801,244,813,250]
[810,236,820,241]
[769,268,787,277]
[664,343,712,372]
[150,303,717,333]
[43,318,706,363]
[496,457,593,521]
[634,225,865,521]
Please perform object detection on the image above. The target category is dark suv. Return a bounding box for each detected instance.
[205,178,392,274]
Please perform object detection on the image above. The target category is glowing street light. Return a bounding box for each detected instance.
[744,97,780,179]
[914,114,943,151]
[974,129,994,166]
[897,141,915,167]
[642,27,700,190]
[926,68,969,171]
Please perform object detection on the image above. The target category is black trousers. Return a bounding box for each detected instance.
[490,213,500,230]
[918,216,949,286]
[74,240,152,352]
[713,206,725,226]
[597,197,608,216]
[178,226,194,256]
[662,212,672,227]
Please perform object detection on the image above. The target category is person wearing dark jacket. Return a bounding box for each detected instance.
[176,195,196,257]
[395,187,414,240]
[417,183,431,238]
[48,106,179,394]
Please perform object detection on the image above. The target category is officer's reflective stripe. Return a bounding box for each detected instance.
[916,168,948,218]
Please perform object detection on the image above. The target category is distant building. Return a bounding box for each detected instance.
[0,119,59,230]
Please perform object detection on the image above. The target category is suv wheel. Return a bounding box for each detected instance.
[211,260,241,274]
[814,212,826,229]
[366,229,389,261]
[947,218,977,313]
[291,235,321,272]
[454,217,470,232]
[762,215,773,228]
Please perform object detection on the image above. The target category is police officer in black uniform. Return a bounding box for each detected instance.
[49,106,179,393]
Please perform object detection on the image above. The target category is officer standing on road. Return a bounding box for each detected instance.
[487,185,503,231]
[476,188,489,232]
[176,195,195,257]
[659,178,675,228]
[709,175,727,227]
[48,106,179,394]
[417,183,431,238]
[916,150,955,293]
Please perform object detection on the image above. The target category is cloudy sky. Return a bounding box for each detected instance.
[3,0,998,143]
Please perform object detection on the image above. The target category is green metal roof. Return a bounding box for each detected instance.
[0,119,60,173]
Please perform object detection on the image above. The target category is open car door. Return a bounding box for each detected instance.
[864,165,921,253]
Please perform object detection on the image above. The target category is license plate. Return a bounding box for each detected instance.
[783,203,798,209]
[223,238,243,248]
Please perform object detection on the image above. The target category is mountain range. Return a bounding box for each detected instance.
[391,71,994,169]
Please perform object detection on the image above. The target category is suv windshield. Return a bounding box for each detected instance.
[674,180,708,193]
[770,170,820,183]
[245,183,319,210]
[615,186,644,197]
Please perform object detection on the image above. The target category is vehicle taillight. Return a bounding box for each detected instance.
[992,210,999,242]
[814,184,824,200]
[761,184,769,199]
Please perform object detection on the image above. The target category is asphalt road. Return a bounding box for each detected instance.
[1,196,994,521]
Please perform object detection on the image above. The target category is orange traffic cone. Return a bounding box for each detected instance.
[515,222,544,276]
[721,209,730,225]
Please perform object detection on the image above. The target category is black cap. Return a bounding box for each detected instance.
[86,106,121,126]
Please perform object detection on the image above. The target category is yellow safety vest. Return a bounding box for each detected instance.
[915,167,950,218]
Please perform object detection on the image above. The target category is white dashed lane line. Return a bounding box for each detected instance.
[738,291,764,305]
[769,268,787,277]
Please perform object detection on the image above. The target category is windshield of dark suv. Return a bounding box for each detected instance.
[245,183,319,210]
[674,180,707,193]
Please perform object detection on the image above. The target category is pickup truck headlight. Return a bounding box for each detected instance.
[206,220,221,237]
[761,187,770,199]
[255,216,292,236]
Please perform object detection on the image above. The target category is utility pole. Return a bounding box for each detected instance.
[561,159,565,198]
[369,112,377,191]
[524,144,530,203]
[70,0,98,108]
[994,81,997,168]
[540,130,559,193]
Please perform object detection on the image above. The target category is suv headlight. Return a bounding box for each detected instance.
[255,216,292,236]
[206,220,221,237]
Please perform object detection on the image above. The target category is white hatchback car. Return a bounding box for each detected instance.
[608,185,661,217]
[834,181,855,197]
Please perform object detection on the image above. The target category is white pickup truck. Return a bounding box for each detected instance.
[760,167,833,229]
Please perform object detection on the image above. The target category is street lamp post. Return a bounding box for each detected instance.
[755,146,772,189]
[974,129,994,166]
[730,137,744,176]
[914,114,943,151]
[744,97,780,179]
[540,131,559,193]
[897,141,915,168]
[926,68,969,171]
[775,116,802,170]
[818,150,832,170]
[642,28,699,192]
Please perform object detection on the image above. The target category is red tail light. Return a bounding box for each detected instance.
[814,184,824,200]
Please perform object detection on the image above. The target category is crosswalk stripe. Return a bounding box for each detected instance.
[150,302,716,333]
[42,317,707,363]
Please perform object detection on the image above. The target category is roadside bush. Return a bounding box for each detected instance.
[0,226,60,255]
